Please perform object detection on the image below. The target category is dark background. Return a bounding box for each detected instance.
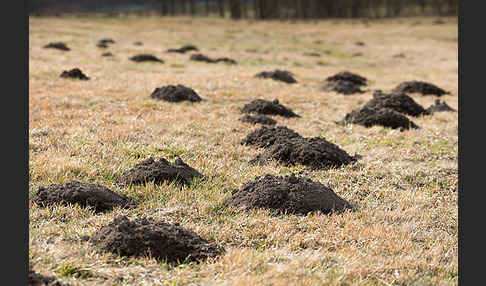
[29,0,457,19]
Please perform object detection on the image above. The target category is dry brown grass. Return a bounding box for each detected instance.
[29,15,458,285]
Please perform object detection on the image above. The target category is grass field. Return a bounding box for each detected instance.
[29,15,458,285]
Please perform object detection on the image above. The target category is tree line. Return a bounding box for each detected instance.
[30,0,458,18]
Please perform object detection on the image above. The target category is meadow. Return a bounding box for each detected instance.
[29,15,458,285]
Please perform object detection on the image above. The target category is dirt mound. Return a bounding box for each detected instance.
[225,174,352,215]
[338,106,420,130]
[355,41,366,46]
[89,215,224,264]
[363,90,428,117]
[133,41,143,46]
[102,52,114,57]
[241,125,302,148]
[215,57,238,64]
[322,80,365,95]
[150,85,202,102]
[96,42,109,48]
[29,268,70,286]
[241,99,300,118]
[60,68,90,80]
[31,181,137,213]
[239,114,277,126]
[325,71,367,86]
[98,38,115,45]
[190,53,237,64]
[303,52,321,57]
[392,80,449,96]
[426,99,457,113]
[167,45,199,53]
[43,42,70,51]
[130,54,164,63]
[255,70,297,84]
[250,136,358,170]
[117,157,203,186]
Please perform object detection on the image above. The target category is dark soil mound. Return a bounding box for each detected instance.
[338,106,420,130]
[225,174,352,215]
[60,68,90,80]
[426,99,457,113]
[239,114,277,126]
[190,53,237,64]
[96,42,109,48]
[29,268,69,286]
[190,53,215,63]
[363,90,429,117]
[31,181,137,213]
[255,70,297,84]
[117,157,203,186]
[392,80,450,96]
[241,99,300,118]
[89,215,225,264]
[214,57,237,64]
[303,52,321,57]
[98,38,115,45]
[355,41,366,46]
[43,42,70,51]
[102,52,114,57]
[393,53,406,58]
[325,71,367,86]
[241,125,302,148]
[322,80,365,95]
[250,137,357,170]
[133,41,143,46]
[130,54,164,63]
[167,45,199,53]
[150,85,202,102]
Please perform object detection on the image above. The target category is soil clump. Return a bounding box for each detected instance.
[363,90,429,117]
[167,45,199,53]
[426,99,457,113]
[250,136,358,170]
[241,125,301,148]
[150,85,202,102]
[325,71,367,86]
[338,106,420,130]
[31,181,137,213]
[102,52,114,57]
[117,157,203,186]
[60,68,90,80]
[392,80,450,96]
[322,80,365,95]
[28,268,69,286]
[190,53,237,64]
[241,99,300,118]
[255,70,297,84]
[225,174,352,215]
[89,215,225,264]
[239,114,277,126]
[43,42,70,51]
[130,54,164,63]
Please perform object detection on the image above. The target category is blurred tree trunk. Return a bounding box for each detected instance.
[241,0,247,18]
[230,0,241,19]
[205,0,210,15]
[189,0,195,16]
[217,0,225,17]
[169,0,175,16]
